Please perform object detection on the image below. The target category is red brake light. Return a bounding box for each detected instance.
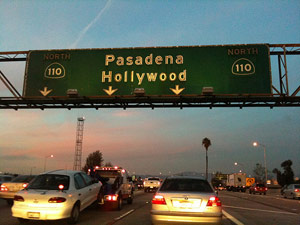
[207,196,221,207]
[152,195,166,205]
[58,184,64,190]
[105,194,118,201]
[14,195,24,202]
[295,189,299,192]
[22,183,28,189]
[1,184,8,192]
[48,197,66,203]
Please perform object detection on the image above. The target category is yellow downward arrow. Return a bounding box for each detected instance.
[170,85,185,95]
[40,87,52,96]
[103,86,118,96]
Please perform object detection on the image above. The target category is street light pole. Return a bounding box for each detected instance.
[44,154,54,172]
[253,142,267,184]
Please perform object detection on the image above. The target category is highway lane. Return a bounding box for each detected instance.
[0,190,150,225]
[0,191,232,225]
[219,190,300,225]
[1,190,299,225]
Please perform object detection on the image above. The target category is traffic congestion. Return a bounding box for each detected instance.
[1,1,300,225]
[1,167,300,225]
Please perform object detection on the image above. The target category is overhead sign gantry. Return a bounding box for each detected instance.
[0,43,299,109]
[23,44,271,98]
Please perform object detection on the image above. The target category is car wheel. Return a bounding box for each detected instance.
[68,203,80,224]
[6,199,13,206]
[127,192,133,204]
[117,195,123,210]
[17,218,29,224]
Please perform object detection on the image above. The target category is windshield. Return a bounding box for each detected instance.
[160,178,213,193]
[27,174,70,190]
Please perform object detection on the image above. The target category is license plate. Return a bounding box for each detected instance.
[27,212,40,219]
[172,200,201,208]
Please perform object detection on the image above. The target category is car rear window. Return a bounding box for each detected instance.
[148,177,160,181]
[28,174,70,190]
[160,178,213,193]
[12,175,35,183]
[295,185,300,188]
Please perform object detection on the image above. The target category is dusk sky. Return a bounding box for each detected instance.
[0,0,299,178]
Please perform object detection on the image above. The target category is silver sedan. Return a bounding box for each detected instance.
[282,184,300,199]
[151,176,222,225]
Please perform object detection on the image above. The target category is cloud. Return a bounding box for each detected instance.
[1,153,36,161]
[69,0,113,48]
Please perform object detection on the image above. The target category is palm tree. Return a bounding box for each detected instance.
[202,137,211,180]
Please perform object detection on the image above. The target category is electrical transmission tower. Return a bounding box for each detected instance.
[73,117,85,171]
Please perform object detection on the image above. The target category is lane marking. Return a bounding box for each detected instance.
[222,210,244,225]
[223,205,298,215]
[114,209,135,221]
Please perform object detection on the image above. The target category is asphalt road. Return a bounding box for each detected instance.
[0,189,299,225]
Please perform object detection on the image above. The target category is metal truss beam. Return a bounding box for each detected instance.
[0,96,299,110]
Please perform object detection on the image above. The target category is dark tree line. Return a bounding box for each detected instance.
[82,150,104,173]
[273,160,294,187]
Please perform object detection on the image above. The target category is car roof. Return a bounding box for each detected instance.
[166,175,207,180]
[0,174,14,177]
[41,170,83,176]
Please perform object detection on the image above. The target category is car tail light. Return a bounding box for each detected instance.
[295,189,299,192]
[14,195,24,202]
[254,187,257,191]
[152,195,166,205]
[207,196,221,207]
[265,187,268,191]
[22,183,29,189]
[0,184,8,192]
[48,197,66,203]
[58,184,64,190]
[105,194,118,201]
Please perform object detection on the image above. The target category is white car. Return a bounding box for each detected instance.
[12,170,101,224]
[282,184,300,199]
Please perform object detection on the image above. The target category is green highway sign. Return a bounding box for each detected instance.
[23,44,272,97]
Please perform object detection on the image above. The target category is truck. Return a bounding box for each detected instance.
[91,166,134,210]
[226,173,246,192]
[143,177,161,192]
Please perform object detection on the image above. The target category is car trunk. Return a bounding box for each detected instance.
[21,190,65,205]
[162,192,210,213]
